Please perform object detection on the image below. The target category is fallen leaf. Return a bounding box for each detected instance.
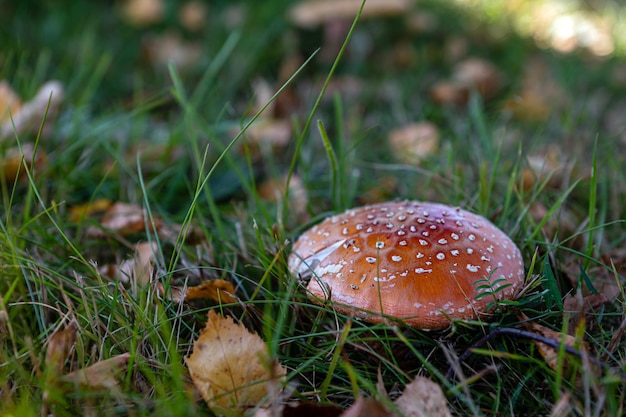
[158,279,238,304]
[550,391,572,417]
[518,312,581,373]
[393,376,452,417]
[0,80,22,122]
[563,292,611,334]
[288,0,411,28]
[0,308,6,335]
[179,1,208,32]
[45,321,77,378]
[131,241,158,285]
[253,402,345,417]
[388,122,439,165]
[121,0,164,26]
[186,310,286,416]
[452,58,503,100]
[60,353,131,390]
[1,143,48,183]
[340,396,391,417]
[43,321,77,403]
[430,80,469,106]
[0,80,64,141]
[245,119,293,149]
[502,56,566,122]
[98,241,158,285]
[69,198,113,223]
[431,58,503,106]
[143,31,202,71]
[87,202,162,238]
[257,174,308,220]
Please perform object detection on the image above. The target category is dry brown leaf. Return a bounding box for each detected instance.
[0,80,64,141]
[429,81,469,106]
[518,312,581,373]
[452,58,503,100]
[393,376,451,417]
[0,308,7,335]
[158,279,238,304]
[245,119,293,149]
[121,0,164,26]
[0,80,22,122]
[43,322,77,403]
[98,241,158,284]
[60,353,131,390]
[388,122,439,164]
[431,58,502,106]
[503,56,567,122]
[186,310,286,416]
[87,202,162,238]
[340,397,391,417]
[143,31,202,71]
[45,322,77,378]
[257,174,308,220]
[288,0,411,28]
[69,198,113,223]
[179,1,208,32]
[1,143,48,183]
[132,241,158,285]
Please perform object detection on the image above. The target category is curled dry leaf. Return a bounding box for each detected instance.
[252,402,344,417]
[388,121,439,164]
[245,119,293,150]
[121,0,164,26]
[517,312,582,374]
[179,1,208,32]
[0,80,22,122]
[60,353,131,390]
[340,396,391,417]
[502,56,567,122]
[68,198,113,223]
[157,279,238,304]
[393,376,451,417]
[143,31,202,71]
[98,241,157,284]
[288,0,412,28]
[0,80,64,141]
[1,143,48,183]
[43,321,77,403]
[87,202,162,238]
[258,174,308,220]
[45,322,77,378]
[521,145,574,192]
[0,308,7,335]
[431,58,502,106]
[186,310,286,416]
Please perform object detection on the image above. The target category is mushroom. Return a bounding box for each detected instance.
[288,201,524,329]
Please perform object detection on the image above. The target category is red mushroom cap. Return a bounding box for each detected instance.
[289,201,524,329]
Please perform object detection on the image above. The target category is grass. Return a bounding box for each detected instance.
[2,0,626,416]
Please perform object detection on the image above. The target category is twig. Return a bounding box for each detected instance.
[446,327,626,380]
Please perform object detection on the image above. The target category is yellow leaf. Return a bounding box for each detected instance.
[157,280,238,304]
[185,280,238,304]
[68,198,113,222]
[185,310,285,416]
